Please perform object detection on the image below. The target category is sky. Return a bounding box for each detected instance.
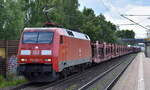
[78,0,150,38]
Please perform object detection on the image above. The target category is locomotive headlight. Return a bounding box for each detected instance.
[44,59,51,62]
[20,58,27,62]
[21,50,31,55]
[41,50,52,55]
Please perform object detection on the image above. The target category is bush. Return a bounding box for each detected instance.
[0,75,5,82]
[0,75,27,88]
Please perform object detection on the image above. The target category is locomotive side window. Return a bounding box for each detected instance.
[60,35,63,44]
[23,32,54,44]
[67,30,74,36]
[85,35,88,39]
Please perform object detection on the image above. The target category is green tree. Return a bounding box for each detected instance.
[0,0,24,40]
[0,0,124,43]
[96,14,117,43]
[116,30,135,39]
[21,0,81,29]
[81,8,99,41]
[0,0,6,40]
[81,8,117,43]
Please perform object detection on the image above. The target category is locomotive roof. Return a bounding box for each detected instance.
[24,27,90,41]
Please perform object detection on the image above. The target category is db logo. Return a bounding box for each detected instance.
[32,50,40,55]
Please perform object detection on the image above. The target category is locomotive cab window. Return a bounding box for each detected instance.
[23,32,54,44]
[38,32,54,43]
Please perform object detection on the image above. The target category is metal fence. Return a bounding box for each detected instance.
[0,58,6,77]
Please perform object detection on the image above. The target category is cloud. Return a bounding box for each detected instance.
[79,0,150,38]
[103,4,150,38]
[78,0,108,14]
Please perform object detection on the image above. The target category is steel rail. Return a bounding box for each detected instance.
[78,61,123,90]
[78,54,137,90]
[36,57,126,90]
[10,54,136,90]
[10,82,32,90]
[104,54,137,90]
[35,66,96,90]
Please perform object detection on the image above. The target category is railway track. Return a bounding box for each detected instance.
[78,54,137,90]
[8,53,137,90]
[9,82,49,90]
[37,54,137,90]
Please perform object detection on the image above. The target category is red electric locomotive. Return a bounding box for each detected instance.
[17,27,140,82]
[17,27,92,82]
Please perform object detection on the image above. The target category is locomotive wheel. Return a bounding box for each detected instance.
[61,69,68,78]
[80,64,85,72]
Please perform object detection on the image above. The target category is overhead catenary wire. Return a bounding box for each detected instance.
[120,15,150,31]
[123,14,150,16]
[117,24,137,26]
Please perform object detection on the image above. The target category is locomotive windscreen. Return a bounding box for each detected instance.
[23,32,54,44]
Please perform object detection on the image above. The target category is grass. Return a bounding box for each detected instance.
[66,84,77,90]
[0,75,27,88]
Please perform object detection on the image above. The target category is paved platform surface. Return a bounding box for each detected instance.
[112,52,150,90]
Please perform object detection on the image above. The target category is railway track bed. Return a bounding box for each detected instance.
[7,53,137,90]
[1,82,49,90]
[50,54,137,90]
[79,54,137,90]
